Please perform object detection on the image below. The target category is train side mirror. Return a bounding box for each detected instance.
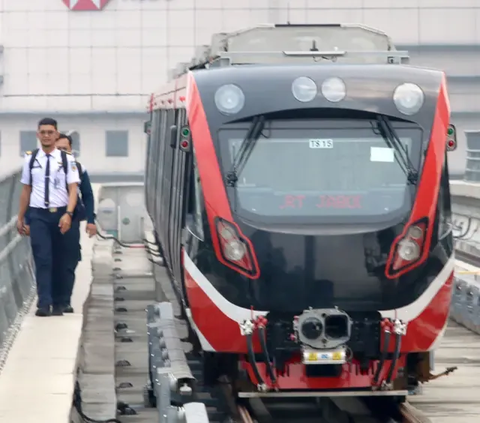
[170,125,178,148]
[446,124,457,152]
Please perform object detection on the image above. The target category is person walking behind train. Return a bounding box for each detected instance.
[17,118,80,317]
[55,133,96,313]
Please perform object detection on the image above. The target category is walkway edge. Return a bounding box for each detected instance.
[70,239,118,422]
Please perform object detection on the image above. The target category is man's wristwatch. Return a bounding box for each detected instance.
[66,211,74,218]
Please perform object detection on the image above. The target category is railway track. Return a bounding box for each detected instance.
[224,394,432,423]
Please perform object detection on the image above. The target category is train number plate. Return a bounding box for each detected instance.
[309,139,333,149]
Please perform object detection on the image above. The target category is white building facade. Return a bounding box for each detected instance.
[0,0,479,177]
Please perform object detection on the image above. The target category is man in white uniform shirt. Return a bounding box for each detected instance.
[17,117,80,317]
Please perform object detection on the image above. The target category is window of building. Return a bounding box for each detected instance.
[105,130,129,157]
[20,131,38,155]
[70,131,81,156]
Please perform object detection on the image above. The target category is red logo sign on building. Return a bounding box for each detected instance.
[62,0,110,10]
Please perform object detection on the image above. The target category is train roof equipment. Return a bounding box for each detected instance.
[167,23,410,80]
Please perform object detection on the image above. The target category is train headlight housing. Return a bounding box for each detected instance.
[214,84,245,115]
[292,77,317,103]
[321,77,346,103]
[215,218,260,278]
[397,239,420,261]
[393,83,424,116]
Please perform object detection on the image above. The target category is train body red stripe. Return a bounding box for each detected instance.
[185,73,232,221]
[185,73,233,268]
[185,72,261,278]
[385,76,450,278]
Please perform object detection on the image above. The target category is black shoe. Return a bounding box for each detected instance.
[52,306,64,316]
[64,305,74,313]
[35,308,51,317]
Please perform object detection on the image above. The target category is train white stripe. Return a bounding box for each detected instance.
[184,307,215,352]
[428,317,449,351]
[380,255,455,321]
[184,250,455,325]
[183,249,267,320]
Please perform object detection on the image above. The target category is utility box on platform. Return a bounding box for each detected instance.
[97,183,152,244]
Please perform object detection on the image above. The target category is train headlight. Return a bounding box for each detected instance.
[393,83,424,116]
[223,239,246,261]
[292,77,317,103]
[214,84,245,115]
[407,225,423,240]
[398,239,420,261]
[321,77,346,103]
[219,226,236,241]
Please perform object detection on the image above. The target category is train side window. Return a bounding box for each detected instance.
[186,155,205,240]
[438,155,452,239]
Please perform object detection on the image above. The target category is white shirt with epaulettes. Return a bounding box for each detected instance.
[20,148,81,208]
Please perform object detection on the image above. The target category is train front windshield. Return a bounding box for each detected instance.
[218,118,423,224]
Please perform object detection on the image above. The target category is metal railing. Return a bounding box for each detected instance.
[0,168,36,372]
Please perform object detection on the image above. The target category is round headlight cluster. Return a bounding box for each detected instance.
[393,83,424,116]
[321,77,346,103]
[291,76,346,103]
[398,239,420,261]
[292,76,318,102]
[214,84,245,115]
[213,79,425,117]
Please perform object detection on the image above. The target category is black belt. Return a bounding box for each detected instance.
[30,206,67,213]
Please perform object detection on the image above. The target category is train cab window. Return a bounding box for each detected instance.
[186,156,205,240]
[217,119,423,225]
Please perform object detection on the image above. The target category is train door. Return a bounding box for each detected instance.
[168,108,181,288]
[143,113,152,214]
[149,110,162,225]
[154,109,167,244]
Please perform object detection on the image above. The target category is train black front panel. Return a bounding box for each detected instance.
[186,63,452,314]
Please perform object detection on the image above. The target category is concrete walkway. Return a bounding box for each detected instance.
[0,224,95,422]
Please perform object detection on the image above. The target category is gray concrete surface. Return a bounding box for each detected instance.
[78,242,158,422]
[0,221,96,423]
[450,180,480,200]
[112,246,159,421]
[410,321,480,422]
[75,240,117,421]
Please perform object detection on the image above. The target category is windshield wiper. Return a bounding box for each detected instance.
[225,115,266,187]
[375,115,418,185]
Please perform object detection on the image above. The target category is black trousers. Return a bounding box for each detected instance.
[61,220,81,306]
[29,207,79,309]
